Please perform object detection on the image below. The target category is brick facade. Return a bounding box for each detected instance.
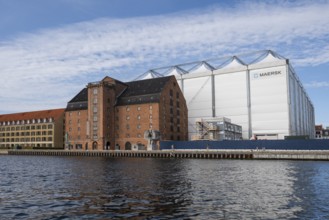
[65,75,188,150]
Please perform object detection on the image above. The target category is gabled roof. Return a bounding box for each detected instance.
[121,76,173,98]
[68,88,88,103]
[0,108,65,122]
[133,50,288,79]
[135,70,164,80]
[188,61,214,73]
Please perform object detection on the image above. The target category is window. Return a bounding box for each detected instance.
[69,120,72,124]
[93,88,98,95]
[48,125,52,129]
[93,116,97,122]
[170,89,173,96]
[126,116,130,120]
[137,133,141,138]
[137,115,141,120]
[176,92,179,99]
[137,106,141,111]
[149,115,153,119]
[126,124,130,130]
[137,124,141,129]
[126,107,130,112]
[149,105,153,110]
[93,98,98,104]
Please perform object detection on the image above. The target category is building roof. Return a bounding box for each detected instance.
[134,50,287,80]
[68,88,88,103]
[121,76,172,97]
[116,76,172,106]
[66,75,174,108]
[0,108,65,123]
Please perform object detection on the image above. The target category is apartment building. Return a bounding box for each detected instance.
[0,109,65,149]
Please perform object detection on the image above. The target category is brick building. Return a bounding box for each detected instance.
[0,109,65,149]
[315,125,329,139]
[65,75,188,150]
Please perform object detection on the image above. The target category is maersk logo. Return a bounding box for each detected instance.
[253,70,282,79]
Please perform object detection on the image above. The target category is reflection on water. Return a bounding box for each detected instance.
[0,156,329,219]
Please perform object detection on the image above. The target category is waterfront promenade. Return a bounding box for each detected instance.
[6,149,329,160]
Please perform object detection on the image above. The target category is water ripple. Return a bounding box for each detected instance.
[0,156,329,219]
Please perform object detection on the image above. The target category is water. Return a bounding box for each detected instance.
[0,156,329,219]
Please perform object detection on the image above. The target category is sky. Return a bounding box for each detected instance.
[0,0,329,126]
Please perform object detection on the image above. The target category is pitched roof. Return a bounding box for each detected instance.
[66,76,173,108]
[68,88,88,103]
[121,76,172,97]
[0,108,65,122]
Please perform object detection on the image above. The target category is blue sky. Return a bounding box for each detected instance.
[0,0,329,126]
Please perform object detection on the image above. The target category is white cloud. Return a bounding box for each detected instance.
[305,81,329,88]
[1,0,329,113]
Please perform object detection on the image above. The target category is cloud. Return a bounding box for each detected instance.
[305,81,329,88]
[1,0,329,113]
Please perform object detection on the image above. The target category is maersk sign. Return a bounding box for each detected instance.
[254,70,282,79]
[137,50,315,140]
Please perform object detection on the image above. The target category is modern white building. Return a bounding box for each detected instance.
[137,50,315,140]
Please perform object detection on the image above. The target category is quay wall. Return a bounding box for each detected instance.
[6,149,329,160]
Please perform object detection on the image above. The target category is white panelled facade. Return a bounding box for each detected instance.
[214,71,249,138]
[137,50,315,140]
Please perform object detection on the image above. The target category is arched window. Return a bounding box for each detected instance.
[92,141,98,150]
[125,142,132,150]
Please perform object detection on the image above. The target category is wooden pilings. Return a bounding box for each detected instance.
[8,150,253,160]
[10,149,329,160]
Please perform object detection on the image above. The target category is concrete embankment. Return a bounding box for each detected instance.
[7,149,329,160]
[0,150,8,155]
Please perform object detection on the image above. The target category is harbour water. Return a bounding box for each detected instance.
[0,156,329,219]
